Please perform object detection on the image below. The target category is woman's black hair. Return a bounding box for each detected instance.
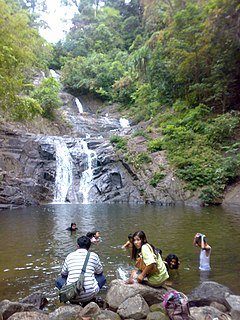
[165,254,180,270]
[131,230,158,260]
[70,223,76,230]
[195,235,207,245]
[156,248,163,257]
[128,233,133,240]
[86,232,95,239]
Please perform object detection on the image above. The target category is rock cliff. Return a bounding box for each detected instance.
[0,92,200,210]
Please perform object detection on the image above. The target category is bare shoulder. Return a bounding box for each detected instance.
[205,244,211,251]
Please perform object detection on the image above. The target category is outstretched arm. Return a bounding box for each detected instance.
[201,234,206,249]
[121,240,130,249]
[137,263,155,283]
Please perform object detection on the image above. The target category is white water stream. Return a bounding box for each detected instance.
[75,98,83,113]
[49,69,60,81]
[53,138,97,204]
[53,138,73,202]
[78,140,97,204]
[119,118,130,128]
[48,69,131,203]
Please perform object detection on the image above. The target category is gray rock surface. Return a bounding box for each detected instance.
[190,306,231,320]
[188,281,233,309]
[117,294,150,319]
[48,305,82,320]
[1,281,239,320]
[0,300,39,320]
[106,279,168,311]
[0,92,190,209]
[7,311,49,320]
[225,293,240,320]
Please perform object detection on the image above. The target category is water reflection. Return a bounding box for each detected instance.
[0,204,240,304]
[199,270,211,283]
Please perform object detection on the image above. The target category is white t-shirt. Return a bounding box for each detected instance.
[61,248,103,302]
[199,248,211,271]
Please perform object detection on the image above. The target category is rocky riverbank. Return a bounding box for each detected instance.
[1,280,240,320]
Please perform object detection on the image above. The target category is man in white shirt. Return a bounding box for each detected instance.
[61,235,106,304]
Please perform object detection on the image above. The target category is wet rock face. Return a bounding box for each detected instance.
[0,125,143,209]
[0,125,184,209]
[0,91,189,210]
[0,129,56,210]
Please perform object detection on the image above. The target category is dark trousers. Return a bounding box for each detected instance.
[55,273,106,290]
[95,273,106,288]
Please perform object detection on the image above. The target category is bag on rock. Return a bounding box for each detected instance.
[59,279,83,303]
[164,290,192,320]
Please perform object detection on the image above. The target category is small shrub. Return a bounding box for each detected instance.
[124,152,151,168]
[132,129,149,139]
[205,113,240,144]
[110,135,127,149]
[150,171,165,187]
[12,96,43,121]
[135,152,151,165]
[111,74,136,104]
[148,138,164,152]
[31,76,61,120]
[199,185,225,205]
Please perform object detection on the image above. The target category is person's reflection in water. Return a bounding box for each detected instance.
[200,270,210,283]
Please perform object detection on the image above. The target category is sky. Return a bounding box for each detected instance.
[39,0,131,43]
[39,0,77,43]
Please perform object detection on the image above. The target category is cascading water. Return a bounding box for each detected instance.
[119,118,130,128]
[53,138,73,202]
[46,72,132,204]
[78,140,97,204]
[49,69,60,81]
[75,98,83,113]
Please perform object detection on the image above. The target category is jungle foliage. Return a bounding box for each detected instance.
[2,0,240,204]
[0,0,55,120]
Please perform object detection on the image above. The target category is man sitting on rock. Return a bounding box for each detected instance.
[61,235,106,305]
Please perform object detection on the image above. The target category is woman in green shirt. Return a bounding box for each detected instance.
[131,230,169,287]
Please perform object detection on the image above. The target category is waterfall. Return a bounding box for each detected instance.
[49,69,60,81]
[120,118,130,128]
[75,98,83,113]
[54,138,73,203]
[78,140,97,204]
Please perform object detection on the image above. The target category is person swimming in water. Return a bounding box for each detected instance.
[121,233,133,249]
[66,223,78,231]
[164,254,180,271]
[193,232,211,271]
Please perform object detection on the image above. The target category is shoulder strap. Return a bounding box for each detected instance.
[81,251,90,275]
[146,243,154,254]
[76,251,90,291]
[145,243,158,260]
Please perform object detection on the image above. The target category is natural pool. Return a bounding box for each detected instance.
[0,203,239,306]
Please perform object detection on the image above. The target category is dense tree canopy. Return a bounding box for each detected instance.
[0,0,53,118]
[2,0,240,204]
[51,0,240,204]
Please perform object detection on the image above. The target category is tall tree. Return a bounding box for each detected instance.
[0,0,51,115]
[11,0,47,13]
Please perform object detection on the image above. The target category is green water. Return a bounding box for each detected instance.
[0,204,239,307]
